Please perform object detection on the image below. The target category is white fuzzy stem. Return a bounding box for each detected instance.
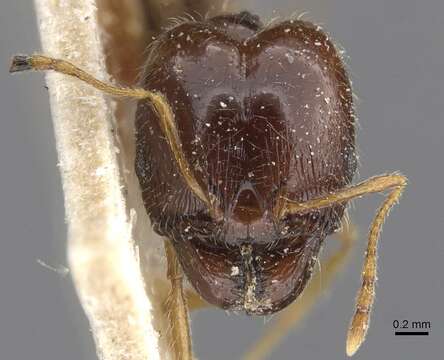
[34,1,171,359]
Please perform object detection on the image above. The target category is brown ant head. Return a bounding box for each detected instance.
[135,12,356,314]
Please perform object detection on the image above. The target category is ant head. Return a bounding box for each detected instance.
[135,12,356,313]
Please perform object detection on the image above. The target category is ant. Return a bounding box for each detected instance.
[11,11,406,359]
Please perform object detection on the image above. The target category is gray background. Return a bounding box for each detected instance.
[1,1,443,359]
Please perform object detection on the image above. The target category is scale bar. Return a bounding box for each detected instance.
[395,331,429,336]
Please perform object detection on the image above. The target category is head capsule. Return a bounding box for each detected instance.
[135,12,356,314]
